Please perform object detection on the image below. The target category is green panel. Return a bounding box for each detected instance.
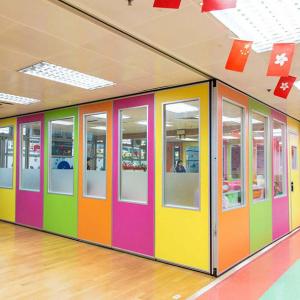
[43,107,78,237]
[249,99,272,253]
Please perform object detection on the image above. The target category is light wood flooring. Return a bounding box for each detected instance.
[0,222,213,300]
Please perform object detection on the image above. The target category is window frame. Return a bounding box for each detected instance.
[83,112,107,200]
[0,125,14,189]
[250,110,270,204]
[19,121,41,192]
[221,97,246,212]
[48,117,75,196]
[118,105,149,205]
[162,98,201,211]
[272,118,287,199]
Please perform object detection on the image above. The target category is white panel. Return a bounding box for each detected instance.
[85,170,106,198]
[20,168,40,191]
[49,169,74,195]
[0,168,13,188]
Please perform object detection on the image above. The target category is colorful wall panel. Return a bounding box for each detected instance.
[216,83,250,274]
[112,94,154,256]
[271,110,289,240]
[16,114,44,228]
[287,117,300,230]
[155,84,210,271]
[249,99,272,253]
[0,118,16,222]
[43,107,78,237]
[78,101,113,246]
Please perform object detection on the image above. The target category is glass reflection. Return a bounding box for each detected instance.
[164,100,200,209]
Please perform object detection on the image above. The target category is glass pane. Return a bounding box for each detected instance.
[20,122,41,191]
[273,120,286,197]
[84,113,107,198]
[0,126,14,188]
[164,100,200,209]
[222,101,244,210]
[120,107,148,203]
[49,118,74,194]
[252,113,267,202]
[292,146,298,170]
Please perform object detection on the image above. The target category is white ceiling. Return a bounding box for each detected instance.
[0,0,299,121]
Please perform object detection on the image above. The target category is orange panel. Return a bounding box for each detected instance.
[217,83,250,273]
[78,101,113,246]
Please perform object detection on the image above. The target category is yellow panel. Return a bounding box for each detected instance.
[287,117,300,230]
[0,118,16,222]
[155,83,210,271]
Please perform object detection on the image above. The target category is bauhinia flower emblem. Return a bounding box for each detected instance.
[280,82,289,91]
[275,53,288,67]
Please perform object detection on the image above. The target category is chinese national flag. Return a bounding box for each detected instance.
[202,0,237,12]
[267,43,295,76]
[153,0,181,9]
[273,76,296,99]
[225,40,253,72]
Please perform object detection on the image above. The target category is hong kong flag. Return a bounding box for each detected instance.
[273,76,296,99]
[153,0,181,9]
[225,39,253,72]
[267,43,295,76]
[202,0,237,12]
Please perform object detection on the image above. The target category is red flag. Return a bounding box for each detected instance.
[225,40,253,72]
[267,43,295,76]
[202,0,236,12]
[153,0,181,9]
[273,76,296,99]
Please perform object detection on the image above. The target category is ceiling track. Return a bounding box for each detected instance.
[47,0,212,80]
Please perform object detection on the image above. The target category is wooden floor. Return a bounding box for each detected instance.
[0,222,213,300]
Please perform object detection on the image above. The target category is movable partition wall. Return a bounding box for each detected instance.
[78,101,113,246]
[16,114,44,228]
[0,118,16,222]
[44,107,78,237]
[155,84,210,272]
[287,118,300,230]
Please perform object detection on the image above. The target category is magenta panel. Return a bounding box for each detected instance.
[112,94,154,256]
[271,110,289,240]
[16,114,44,228]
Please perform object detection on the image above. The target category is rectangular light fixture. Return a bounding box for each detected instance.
[0,93,40,105]
[166,103,198,113]
[19,62,115,90]
[137,121,147,126]
[0,127,10,134]
[52,120,73,126]
[90,126,106,131]
[211,0,300,52]
[93,114,107,119]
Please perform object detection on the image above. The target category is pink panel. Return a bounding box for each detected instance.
[271,110,289,240]
[16,114,44,228]
[112,94,154,256]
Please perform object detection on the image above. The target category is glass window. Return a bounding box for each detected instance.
[0,126,14,188]
[163,100,200,209]
[273,120,286,197]
[222,100,244,210]
[84,113,107,199]
[20,122,41,191]
[251,112,268,202]
[119,107,148,204]
[49,118,74,195]
[291,146,298,170]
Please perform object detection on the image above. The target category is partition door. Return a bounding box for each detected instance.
[16,114,44,228]
[288,126,300,230]
[271,111,289,240]
[155,84,210,272]
[0,119,16,222]
[78,101,113,246]
[112,94,154,256]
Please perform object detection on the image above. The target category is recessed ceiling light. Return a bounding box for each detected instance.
[211,1,300,52]
[0,93,40,105]
[90,126,106,130]
[93,114,107,119]
[222,116,241,123]
[166,103,198,113]
[19,61,115,90]
[294,81,300,90]
[52,120,73,126]
[0,127,10,134]
[137,121,148,126]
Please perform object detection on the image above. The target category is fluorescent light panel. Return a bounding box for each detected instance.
[0,93,40,105]
[166,103,198,113]
[90,126,106,130]
[52,120,73,126]
[19,62,115,90]
[212,0,300,52]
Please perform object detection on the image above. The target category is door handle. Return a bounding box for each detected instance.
[291,181,294,192]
